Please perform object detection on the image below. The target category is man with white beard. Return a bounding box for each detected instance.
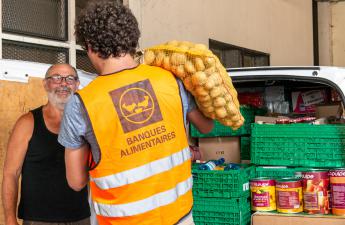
[2,64,90,225]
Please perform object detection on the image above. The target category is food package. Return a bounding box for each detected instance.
[143,40,244,129]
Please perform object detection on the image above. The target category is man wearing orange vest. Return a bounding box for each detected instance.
[58,1,213,225]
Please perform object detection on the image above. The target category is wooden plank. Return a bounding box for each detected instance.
[0,78,47,224]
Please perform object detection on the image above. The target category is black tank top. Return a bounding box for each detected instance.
[18,106,90,222]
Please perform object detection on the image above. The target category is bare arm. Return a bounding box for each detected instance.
[65,145,90,191]
[2,113,33,225]
[187,108,214,134]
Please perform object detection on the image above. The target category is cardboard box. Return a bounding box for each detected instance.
[292,90,327,113]
[255,116,278,124]
[316,104,342,118]
[252,212,345,225]
[198,137,240,163]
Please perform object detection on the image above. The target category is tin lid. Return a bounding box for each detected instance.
[302,168,329,172]
[250,177,274,181]
[276,177,301,183]
[329,168,345,171]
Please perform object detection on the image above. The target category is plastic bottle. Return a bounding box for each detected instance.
[224,163,241,170]
[198,158,225,170]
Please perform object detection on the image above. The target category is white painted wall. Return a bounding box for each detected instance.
[129,0,314,66]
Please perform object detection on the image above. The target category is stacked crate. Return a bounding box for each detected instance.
[190,106,259,225]
[192,164,254,225]
[251,124,345,177]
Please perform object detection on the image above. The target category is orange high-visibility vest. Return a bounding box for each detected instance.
[78,64,193,225]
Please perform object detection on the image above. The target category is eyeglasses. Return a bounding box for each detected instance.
[46,74,78,84]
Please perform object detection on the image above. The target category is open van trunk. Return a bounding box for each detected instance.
[191,68,345,225]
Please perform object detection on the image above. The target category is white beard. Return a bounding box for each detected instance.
[47,87,72,110]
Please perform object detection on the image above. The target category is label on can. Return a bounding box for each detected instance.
[276,179,303,213]
[301,170,330,214]
[250,179,276,211]
[252,192,270,207]
[329,169,345,215]
[277,191,300,209]
[331,183,345,209]
[303,192,319,209]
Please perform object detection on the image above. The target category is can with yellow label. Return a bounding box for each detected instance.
[250,177,276,211]
[276,178,303,213]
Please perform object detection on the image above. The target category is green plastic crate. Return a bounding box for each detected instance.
[251,124,345,138]
[190,106,256,137]
[241,137,250,160]
[255,166,308,179]
[193,197,251,225]
[251,124,345,167]
[192,164,255,198]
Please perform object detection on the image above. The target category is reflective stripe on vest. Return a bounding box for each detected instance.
[93,176,192,217]
[91,147,190,190]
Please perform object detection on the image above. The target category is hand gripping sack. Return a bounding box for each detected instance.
[143,40,244,130]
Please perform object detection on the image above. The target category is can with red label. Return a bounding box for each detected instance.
[301,169,330,214]
[276,178,303,213]
[329,169,345,215]
[250,178,276,211]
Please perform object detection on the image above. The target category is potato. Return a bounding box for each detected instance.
[170,53,187,65]
[191,71,207,86]
[195,86,209,97]
[210,87,222,98]
[144,50,155,65]
[231,114,240,122]
[194,43,208,51]
[198,95,211,102]
[163,56,171,70]
[184,60,196,74]
[170,65,177,75]
[208,72,222,86]
[204,57,216,67]
[223,120,233,127]
[200,100,212,108]
[204,106,215,113]
[224,93,233,102]
[194,57,205,71]
[213,97,226,107]
[175,65,186,79]
[180,41,193,47]
[183,76,193,91]
[154,51,165,66]
[209,113,216,120]
[204,77,216,90]
[225,103,238,115]
[179,45,190,51]
[166,40,179,47]
[215,107,227,118]
[204,66,216,76]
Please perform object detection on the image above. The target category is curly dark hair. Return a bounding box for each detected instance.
[75,0,140,59]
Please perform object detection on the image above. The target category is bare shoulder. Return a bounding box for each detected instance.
[11,112,34,138]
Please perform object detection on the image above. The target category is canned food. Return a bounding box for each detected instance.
[329,169,345,216]
[276,178,303,213]
[301,169,330,214]
[250,178,276,211]
[276,118,290,124]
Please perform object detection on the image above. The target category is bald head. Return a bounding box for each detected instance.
[45,63,78,78]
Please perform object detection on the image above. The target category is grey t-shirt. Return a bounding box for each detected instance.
[58,79,196,164]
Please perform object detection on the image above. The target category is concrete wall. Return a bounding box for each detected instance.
[331,2,345,67]
[318,2,332,66]
[318,1,345,67]
[129,0,314,66]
